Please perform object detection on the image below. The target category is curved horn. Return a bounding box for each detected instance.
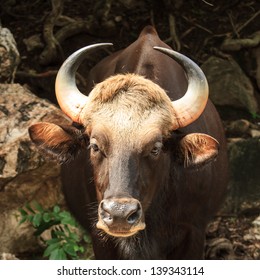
[55,43,113,123]
[153,47,208,128]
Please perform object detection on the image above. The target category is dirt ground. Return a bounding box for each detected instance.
[1,0,260,259]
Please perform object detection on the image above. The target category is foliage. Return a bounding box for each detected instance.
[19,202,92,260]
[250,112,260,120]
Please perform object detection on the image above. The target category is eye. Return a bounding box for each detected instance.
[150,143,162,157]
[89,137,107,158]
[90,143,100,153]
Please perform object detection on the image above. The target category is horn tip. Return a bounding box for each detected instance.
[153,46,178,57]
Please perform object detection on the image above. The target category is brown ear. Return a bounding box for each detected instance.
[29,122,87,163]
[178,133,219,167]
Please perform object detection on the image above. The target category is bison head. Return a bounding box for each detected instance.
[29,44,219,238]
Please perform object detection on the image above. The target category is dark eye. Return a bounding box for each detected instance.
[90,143,100,152]
[150,144,162,157]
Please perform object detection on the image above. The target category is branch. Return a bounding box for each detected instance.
[237,10,260,34]
[221,31,260,51]
[168,14,181,51]
[39,0,64,65]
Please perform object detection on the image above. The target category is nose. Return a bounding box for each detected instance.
[99,198,142,228]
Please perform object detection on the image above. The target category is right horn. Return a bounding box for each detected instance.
[153,47,209,129]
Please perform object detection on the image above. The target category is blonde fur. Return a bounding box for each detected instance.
[80,73,176,135]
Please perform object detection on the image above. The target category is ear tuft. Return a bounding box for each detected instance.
[29,122,68,147]
[29,122,88,163]
[179,133,219,167]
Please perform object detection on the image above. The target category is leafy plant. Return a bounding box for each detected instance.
[250,112,260,119]
[19,202,92,260]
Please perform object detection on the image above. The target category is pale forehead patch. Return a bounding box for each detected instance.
[81,73,176,133]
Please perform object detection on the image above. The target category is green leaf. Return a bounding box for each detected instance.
[43,213,52,223]
[53,213,61,221]
[68,232,79,241]
[83,234,91,244]
[43,242,61,258]
[25,203,35,214]
[27,215,34,223]
[17,201,92,260]
[32,212,42,227]
[78,246,84,253]
[59,211,71,219]
[60,217,76,226]
[59,211,77,226]
[19,208,28,217]
[63,243,78,257]
[18,216,27,225]
[33,201,44,212]
[46,238,60,245]
[251,112,260,119]
[49,248,67,260]
[53,206,60,214]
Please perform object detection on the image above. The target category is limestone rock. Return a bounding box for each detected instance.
[202,56,258,114]
[205,238,235,260]
[225,119,250,136]
[225,119,260,138]
[249,129,260,138]
[0,252,19,260]
[0,84,69,255]
[0,25,20,83]
[252,216,260,227]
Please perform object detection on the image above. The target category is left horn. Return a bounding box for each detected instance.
[55,43,113,123]
[153,47,208,128]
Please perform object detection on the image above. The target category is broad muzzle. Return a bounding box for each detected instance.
[96,198,146,237]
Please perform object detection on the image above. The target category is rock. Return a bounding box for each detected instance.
[227,137,244,144]
[243,230,260,242]
[225,120,260,138]
[225,119,250,136]
[201,56,258,114]
[249,129,260,138]
[0,84,69,255]
[225,137,260,213]
[206,217,221,236]
[0,24,20,83]
[0,252,19,260]
[205,238,235,260]
[243,216,260,247]
[252,47,260,90]
[253,216,260,227]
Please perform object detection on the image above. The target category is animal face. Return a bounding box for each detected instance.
[29,74,219,238]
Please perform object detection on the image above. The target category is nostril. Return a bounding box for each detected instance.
[100,201,113,225]
[101,210,113,225]
[127,209,141,224]
[126,205,141,224]
[103,210,112,219]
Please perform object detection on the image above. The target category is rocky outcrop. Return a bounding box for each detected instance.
[0,25,20,83]
[222,117,260,214]
[0,83,68,255]
[226,136,260,213]
[202,56,258,114]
